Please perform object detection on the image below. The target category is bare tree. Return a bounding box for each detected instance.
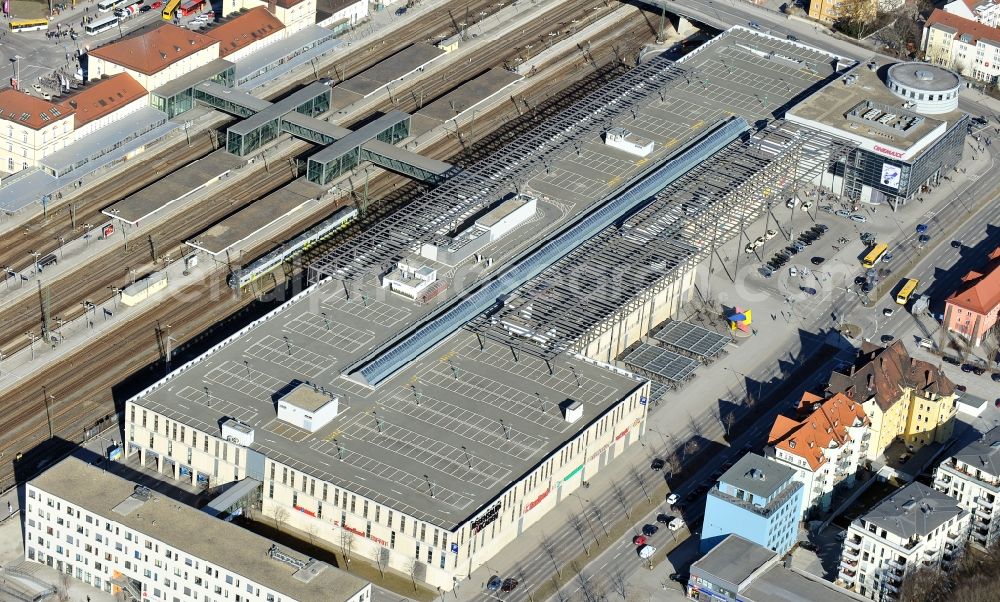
[539,532,562,578]
[631,464,652,503]
[577,570,601,602]
[723,411,737,439]
[374,543,388,579]
[611,479,632,520]
[404,558,418,591]
[609,568,628,600]
[56,573,71,602]
[569,514,591,556]
[683,439,700,461]
[663,452,681,481]
[272,506,289,532]
[306,523,318,546]
[339,526,354,571]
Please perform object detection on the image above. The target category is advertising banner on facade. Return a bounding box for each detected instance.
[880,163,901,189]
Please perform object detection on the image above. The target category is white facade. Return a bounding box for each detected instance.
[89,42,220,91]
[72,95,148,139]
[0,114,74,173]
[944,0,1000,28]
[24,457,372,602]
[276,384,339,433]
[382,259,439,299]
[838,484,969,600]
[316,0,368,28]
[932,434,1000,549]
[224,0,318,34]
[475,195,537,241]
[885,63,961,114]
[124,383,648,592]
[604,128,654,157]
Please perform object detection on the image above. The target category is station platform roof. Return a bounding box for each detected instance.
[102,149,244,225]
[310,110,410,163]
[336,43,445,98]
[41,107,171,177]
[152,58,235,101]
[187,177,324,256]
[412,68,522,134]
[235,25,342,91]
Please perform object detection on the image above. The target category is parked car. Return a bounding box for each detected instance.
[151,0,162,7]
[973,366,986,376]
[651,458,665,471]
[139,4,151,11]
[786,245,800,255]
[918,233,931,245]
[786,33,797,41]
[943,356,961,366]
[759,267,773,278]
[765,229,778,240]
[951,240,962,249]
[956,384,967,392]
[799,541,818,551]
[667,493,679,506]
[668,518,685,531]
[882,253,893,264]
[789,266,798,277]
[880,334,895,343]
[657,513,672,524]
[962,363,976,373]
[992,373,1000,383]
[835,209,851,217]
[850,213,868,223]
[642,524,659,536]
[633,535,647,545]
[811,256,825,266]
[749,20,761,29]
[883,307,894,317]
[814,224,828,233]
[501,578,519,593]
[800,286,817,295]
[669,572,688,583]
[487,576,503,591]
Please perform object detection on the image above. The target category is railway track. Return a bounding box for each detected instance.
[0,0,615,355]
[0,0,507,278]
[0,2,664,489]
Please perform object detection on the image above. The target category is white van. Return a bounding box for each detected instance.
[918,338,935,350]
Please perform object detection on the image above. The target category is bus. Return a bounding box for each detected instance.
[162,0,181,20]
[9,18,49,32]
[86,15,120,35]
[896,278,919,305]
[862,243,888,268]
[98,0,127,11]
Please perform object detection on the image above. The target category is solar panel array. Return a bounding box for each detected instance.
[653,320,730,359]
[622,343,699,384]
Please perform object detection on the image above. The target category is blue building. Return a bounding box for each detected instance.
[700,453,803,555]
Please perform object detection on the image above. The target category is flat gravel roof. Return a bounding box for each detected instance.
[134,279,642,528]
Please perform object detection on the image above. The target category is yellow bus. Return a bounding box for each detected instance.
[896,278,919,305]
[862,243,888,268]
[9,18,49,32]
[162,0,181,20]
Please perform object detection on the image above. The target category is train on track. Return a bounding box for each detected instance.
[227,205,358,289]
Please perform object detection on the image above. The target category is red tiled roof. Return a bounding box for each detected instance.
[768,393,869,471]
[946,247,1000,315]
[0,89,74,130]
[926,8,1000,45]
[60,73,147,128]
[826,340,955,411]
[204,7,284,58]
[88,23,218,76]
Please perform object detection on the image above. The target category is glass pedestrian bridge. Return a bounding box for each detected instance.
[194,81,453,184]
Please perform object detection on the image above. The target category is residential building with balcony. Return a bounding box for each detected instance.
[933,426,1000,549]
[688,534,869,602]
[766,392,871,519]
[943,246,1000,347]
[825,341,957,462]
[700,453,804,555]
[943,0,1000,29]
[24,456,371,602]
[922,10,1000,85]
[838,481,969,600]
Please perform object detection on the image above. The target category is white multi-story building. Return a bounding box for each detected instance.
[24,456,371,602]
[933,426,1000,550]
[944,0,1000,28]
[922,9,1000,85]
[766,392,871,518]
[838,482,969,601]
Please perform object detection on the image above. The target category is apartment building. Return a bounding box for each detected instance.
[943,246,1000,347]
[826,341,957,462]
[944,0,1000,28]
[838,482,969,600]
[24,457,371,602]
[922,9,1000,85]
[766,392,871,518]
[0,89,75,173]
[700,453,804,555]
[933,426,1000,549]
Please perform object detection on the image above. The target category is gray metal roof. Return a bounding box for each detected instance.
[622,343,700,384]
[228,82,330,135]
[860,481,965,540]
[743,565,870,602]
[691,534,777,589]
[233,25,340,88]
[336,43,445,98]
[40,107,170,175]
[946,426,1000,478]
[151,57,234,100]
[719,453,797,500]
[653,320,731,359]
[310,110,410,163]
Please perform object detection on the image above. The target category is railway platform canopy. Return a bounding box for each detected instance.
[336,42,445,99]
[234,25,341,90]
[102,149,244,226]
[411,68,522,136]
[187,178,325,257]
[151,59,236,119]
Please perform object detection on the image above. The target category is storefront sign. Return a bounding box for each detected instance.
[334,520,388,547]
[471,502,501,534]
[523,488,550,513]
[615,428,630,441]
[293,504,316,517]
[873,144,905,159]
[562,464,584,482]
[451,543,459,553]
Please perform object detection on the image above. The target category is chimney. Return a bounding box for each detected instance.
[925,369,931,386]
[68,100,77,108]
[268,0,277,14]
[867,373,873,390]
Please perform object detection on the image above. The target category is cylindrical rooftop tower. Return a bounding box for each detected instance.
[885,62,960,114]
